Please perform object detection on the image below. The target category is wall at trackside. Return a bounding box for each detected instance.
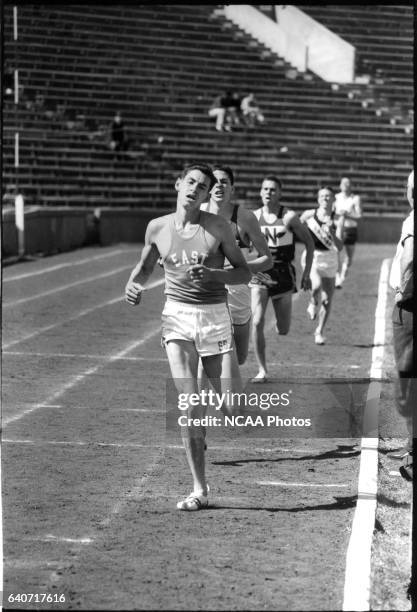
[357,213,404,244]
[1,207,404,258]
[2,207,92,257]
[97,207,173,246]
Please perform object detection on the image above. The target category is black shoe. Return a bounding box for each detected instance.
[399,452,413,481]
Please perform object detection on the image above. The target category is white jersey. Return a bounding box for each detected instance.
[334,192,361,228]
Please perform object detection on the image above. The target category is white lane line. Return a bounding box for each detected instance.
[268,362,361,369]
[3,264,133,308]
[2,438,315,454]
[3,350,168,363]
[118,408,165,413]
[3,325,162,427]
[26,535,93,544]
[257,480,348,488]
[0,442,3,595]
[3,248,136,282]
[98,450,164,528]
[342,257,390,612]
[2,277,165,349]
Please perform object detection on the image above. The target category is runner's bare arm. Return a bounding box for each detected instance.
[125,221,161,305]
[287,212,314,289]
[240,209,272,273]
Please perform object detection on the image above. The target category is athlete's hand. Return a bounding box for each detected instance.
[253,271,277,287]
[300,272,312,291]
[125,281,143,306]
[187,264,213,284]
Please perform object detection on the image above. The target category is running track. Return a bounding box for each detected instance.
[1,243,409,610]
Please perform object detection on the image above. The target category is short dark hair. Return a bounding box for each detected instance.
[262,175,282,189]
[212,164,234,185]
[318,185,335,195]
[180,163,216,190]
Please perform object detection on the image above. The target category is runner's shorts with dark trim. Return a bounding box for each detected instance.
[250,262,297,298]
[342,227,358,245]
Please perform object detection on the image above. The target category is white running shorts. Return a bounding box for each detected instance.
[302,249,338,278]
[161,300,233,357]
[226,284,252,326]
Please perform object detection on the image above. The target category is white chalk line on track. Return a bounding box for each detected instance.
[0,442,3,595]
[3,264,136,308]
[257,481,349,488]
[1,438,315,455]
[3,248,136,282]
[2,277,165,350]
[4,350,168,362]
[342,257,390,612]
[3,324,162,427]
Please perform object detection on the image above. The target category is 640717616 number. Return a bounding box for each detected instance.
[7,593,66,604]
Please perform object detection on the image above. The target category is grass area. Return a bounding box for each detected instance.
[371,308,412,611]
[371,436,412,611]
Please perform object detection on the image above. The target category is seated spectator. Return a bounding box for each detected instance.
[4,67,14,96]
[208,93,227,131]
[228,91,243,128]
[110,111,129,154]
[241,92,265,127]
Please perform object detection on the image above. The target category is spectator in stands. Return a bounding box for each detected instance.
[208,91,240,132]
[334,177,362,288]
[110,111,129,155]
[208,93,227,132]
[4,66,14,96]
[229,92,243,127]
[241,92,265,127]
[389,170,414,481]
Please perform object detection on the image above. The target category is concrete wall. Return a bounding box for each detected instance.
[275,5,355,83]
[357,213,404,244]
[97,207,172,246]
[2,207,404,259]
[2,206,91,257]
[222,4,355,83]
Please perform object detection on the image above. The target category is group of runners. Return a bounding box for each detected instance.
[125,163,362,510]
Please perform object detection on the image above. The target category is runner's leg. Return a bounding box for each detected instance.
[165,340,208,497]
[251,286,269,378]
[271,292,292,335]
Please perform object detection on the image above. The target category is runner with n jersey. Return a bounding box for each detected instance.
[250,176,314,382]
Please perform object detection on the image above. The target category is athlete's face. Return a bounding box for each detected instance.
[340,178,351,194]
[210,170,234,205]
[260,180,281,206]
[176,170,212,208]
[317,188,335,214]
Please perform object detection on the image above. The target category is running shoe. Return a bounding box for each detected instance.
[314,332,326,345]
[177,490,209,511]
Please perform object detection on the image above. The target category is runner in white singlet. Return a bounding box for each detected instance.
[334,177,362,288]
[125,164,250,512]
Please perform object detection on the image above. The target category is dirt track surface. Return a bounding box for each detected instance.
[2,243,410,610]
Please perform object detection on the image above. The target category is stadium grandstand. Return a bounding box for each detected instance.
[2,3,413,252]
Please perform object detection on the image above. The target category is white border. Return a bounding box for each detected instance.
[342,258,391,610]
